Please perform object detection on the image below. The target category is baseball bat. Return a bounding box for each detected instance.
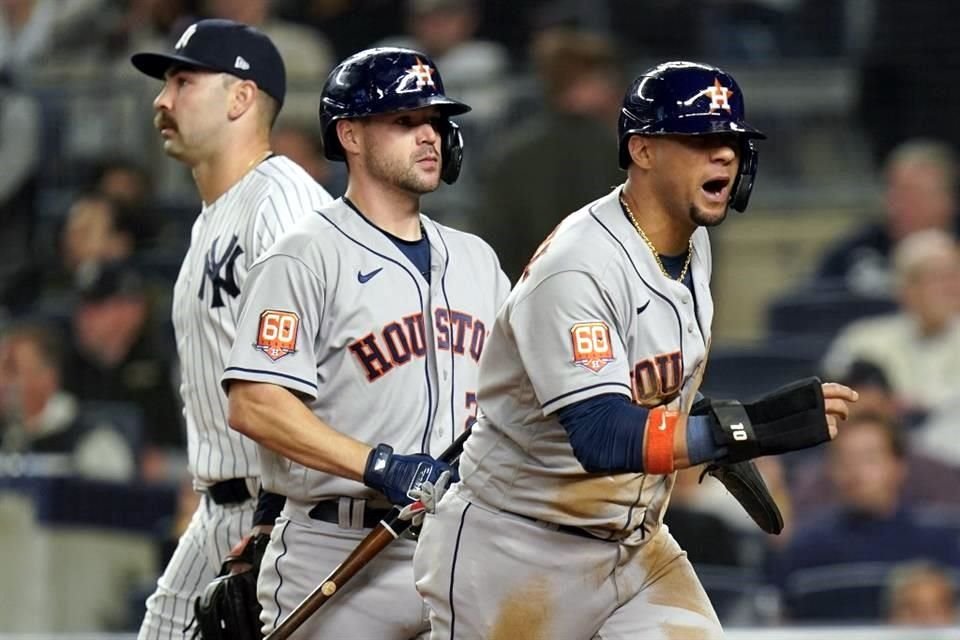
[264,427,472,640]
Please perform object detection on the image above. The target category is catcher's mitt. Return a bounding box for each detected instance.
[700,460,784,535]
[192,532,270,640]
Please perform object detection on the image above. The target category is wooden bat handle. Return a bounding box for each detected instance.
[264,427,472,639]
[265,517,400,640]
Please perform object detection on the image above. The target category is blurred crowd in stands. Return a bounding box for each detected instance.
[1,0,960,632]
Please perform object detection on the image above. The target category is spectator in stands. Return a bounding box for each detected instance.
[92,157,151,211]
[790,409,960,521]
[33,191,140,305]
[885,561,959,627]
[814,139,959,295]
[912,388,960,471]
[380,0,510,132]
[831,358,901,422]
[90,157,164,250]
[475,27,623,281]
[203,0,334,126]
[770,412,960,622]
[821,229,960,418]
[0,323,134,480]
[61,260,183,480]
[60,193,135,274]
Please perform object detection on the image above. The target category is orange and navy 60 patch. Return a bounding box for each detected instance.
[254,310,299,361]
[570,321,614,373]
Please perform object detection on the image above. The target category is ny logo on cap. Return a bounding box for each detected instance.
[175,23,198,50]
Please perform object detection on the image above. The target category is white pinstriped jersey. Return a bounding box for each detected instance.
[221,198,510,504]
[457,187,713,546]
[172,155,333,486]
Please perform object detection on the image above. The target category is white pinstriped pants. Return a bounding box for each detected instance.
[138,494,256,639]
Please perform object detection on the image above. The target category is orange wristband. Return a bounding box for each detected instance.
[643,406,679,474]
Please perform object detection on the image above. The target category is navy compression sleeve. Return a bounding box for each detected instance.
[556,394,725,473]
[556,394,648,473]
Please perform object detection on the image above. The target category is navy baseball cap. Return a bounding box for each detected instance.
[131,19,286,106]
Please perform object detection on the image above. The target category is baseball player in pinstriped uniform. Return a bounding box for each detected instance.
[131,20,333,638]
[413,61,858,639]
[221,47,509,638]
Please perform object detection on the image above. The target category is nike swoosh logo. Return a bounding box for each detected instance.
[637,301,651,314]
[358,268,383,284]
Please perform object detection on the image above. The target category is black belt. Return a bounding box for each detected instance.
[308,499,392,529]
[207,478,253,505]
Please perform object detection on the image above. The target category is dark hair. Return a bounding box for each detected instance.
[1,323,64,373]
[838,359,893,393]
[91,156,151,189]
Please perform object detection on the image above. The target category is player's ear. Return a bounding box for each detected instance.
[628,135,654,170]
[227,78,258,121]
[337,119,361,158]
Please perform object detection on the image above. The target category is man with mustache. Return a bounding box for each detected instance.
[130,19,333,638]
[222,47,509,638]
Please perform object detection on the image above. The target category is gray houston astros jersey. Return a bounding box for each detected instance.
[458,187,713,546]
[222,198,510,504]
[172,156,333,485]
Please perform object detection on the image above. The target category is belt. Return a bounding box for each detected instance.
[207,478,253,505]
[308,498,393,529]
[504,509,607,542]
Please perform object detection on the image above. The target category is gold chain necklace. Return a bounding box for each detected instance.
[244,150,273,174]
[619,194,693,282]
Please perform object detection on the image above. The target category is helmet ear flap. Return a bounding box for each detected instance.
[730,139,759,212]
[439,120,463,184]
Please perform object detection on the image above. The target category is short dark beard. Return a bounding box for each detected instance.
[689,204,728,227]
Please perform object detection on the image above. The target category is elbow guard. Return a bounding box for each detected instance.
[693,377,829,464]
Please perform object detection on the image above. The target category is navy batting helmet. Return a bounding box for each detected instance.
[618,61,766,212]
[319,47,471,184]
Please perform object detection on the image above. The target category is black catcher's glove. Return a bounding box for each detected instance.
[192,532,270,640]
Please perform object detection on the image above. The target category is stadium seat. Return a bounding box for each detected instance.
[700,342,820,401]
[766,287,897,345]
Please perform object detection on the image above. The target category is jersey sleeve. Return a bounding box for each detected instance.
[222,252,324,399]
[509,270,632,415]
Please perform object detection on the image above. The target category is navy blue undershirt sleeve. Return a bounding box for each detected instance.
[556,394,726,472]
[556,393,649,473]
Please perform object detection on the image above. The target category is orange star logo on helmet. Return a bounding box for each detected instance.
[704,78,734,112]
[408,57,435,89]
